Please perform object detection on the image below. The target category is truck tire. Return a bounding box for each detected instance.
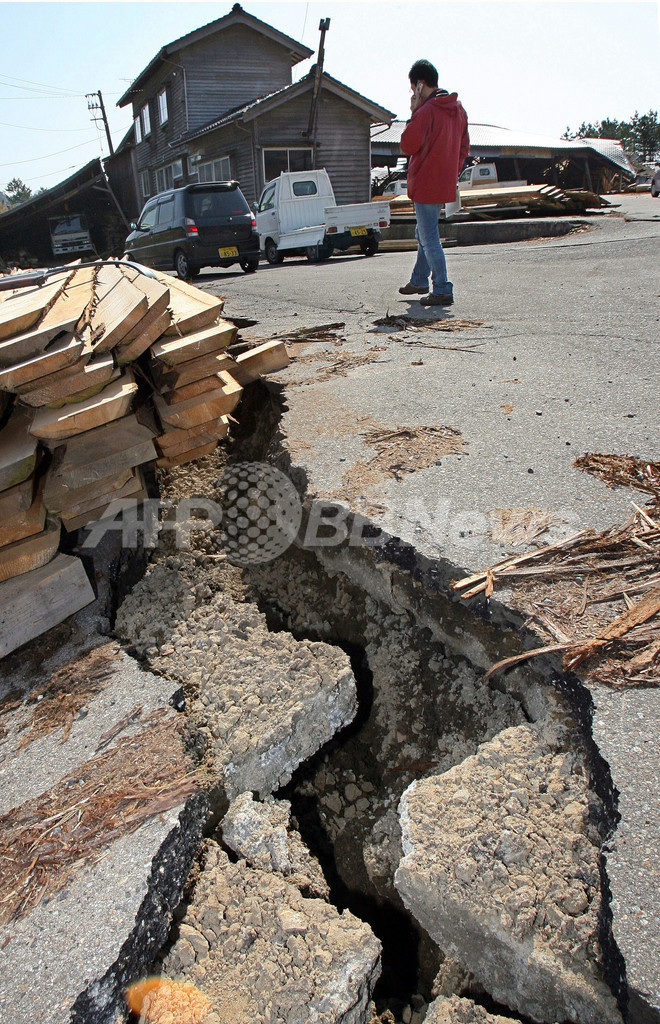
[359,237,379,257]
[265,239,283,265]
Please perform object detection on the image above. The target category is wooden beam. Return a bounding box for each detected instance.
[153,371,242,430]
[0,552,95,658]
[29,371,137,442]
[0,516,60,583]
[151,320,236,366]
[150,350,237,391]
[86,264,149,352]
[155,271,225,336]
[45,413,156,490]
[0,408,39,492]
[229,340,290,385]
[0,482,46,547]
[0,333,88,392]
[0,272,72,342]
[0,314,81,369]
[116,308,172,366]
[18,354,118,408]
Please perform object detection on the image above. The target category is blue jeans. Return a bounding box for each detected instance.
[410,202,453,297]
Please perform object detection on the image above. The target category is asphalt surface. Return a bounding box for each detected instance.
[198,192,660,1022]
[200,193,659,573]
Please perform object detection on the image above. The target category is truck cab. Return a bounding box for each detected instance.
[256,169,390,263]
[458,163,527,190]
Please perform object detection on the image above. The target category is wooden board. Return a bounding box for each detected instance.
[87,265,149,353]
[45,413,156,490]
[0,482,46,547]
[156,417,229,458]
[155,440,219,469]
[0,313,81,369]
[163,374,226,405]
[38,265,95,333]
[116,308,172,366]
[151,350,237,391]
[0,474,35,521]
[117,268,171,346]
[0,333,86,392]
[64,488,148,533]
[30,371,137,442]
[151,320,236,366]
[154,371,242,430]
[155,271,224,336]
[45,464,134,514]
[0,552,95,659]
[0,516,60,583]
[0,408,38,492]
[18,354,118,408]
[230,340,290,386]
[60,469,144,524]
[0,272,72,342]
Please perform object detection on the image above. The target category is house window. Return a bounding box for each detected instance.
[263,147,312,182]
[141,103,151,137]
[140,170,151,199]
[156,164,174,193]
[198,156,231,182]
[172,158,183,181]
[158,88,168,126]
[134,115,142,146]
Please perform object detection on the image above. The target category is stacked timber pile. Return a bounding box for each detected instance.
[0,263,289,657]
[387,186,611,220]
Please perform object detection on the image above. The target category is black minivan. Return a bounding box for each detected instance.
[124,182,260,279]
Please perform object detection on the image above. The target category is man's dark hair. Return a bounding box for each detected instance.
[409,60,438,89]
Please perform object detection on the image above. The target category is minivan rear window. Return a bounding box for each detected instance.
[188,190,249,219]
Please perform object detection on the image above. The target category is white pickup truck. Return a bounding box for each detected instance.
[255,169,390,263]
[458,163,527,190]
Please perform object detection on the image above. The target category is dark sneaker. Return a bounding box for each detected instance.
[398,283,427,295]
[420,292,454,306]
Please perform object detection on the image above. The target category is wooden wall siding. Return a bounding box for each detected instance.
[132,63,188,176]
[179,26,296,131]
[190,123,257,204]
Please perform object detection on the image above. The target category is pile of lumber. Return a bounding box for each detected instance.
[386,186,611,220]
[0,263,289,657]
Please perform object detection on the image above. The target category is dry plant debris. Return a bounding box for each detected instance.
[488,507,559,547]
[452,501,660,688]
[289,346,387,386]
[0,710,199,925]
[574,453,660,497]
[1,642,120,751]
[369,314,486,336]
[340,424,465,509]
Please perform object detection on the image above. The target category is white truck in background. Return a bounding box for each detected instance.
[458,163,527,190]
[255,169,390,263]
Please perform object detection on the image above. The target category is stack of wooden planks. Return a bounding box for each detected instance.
[0,262,290,657]
[386,185,611,220]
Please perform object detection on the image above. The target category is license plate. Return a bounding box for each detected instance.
[219,246,239,258]
[350,227,367,237]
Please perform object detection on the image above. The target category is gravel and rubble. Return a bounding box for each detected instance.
[222,791,330,899]
[159,839,381,1024]
[423,994,518,1024]
[395,722,621,1024]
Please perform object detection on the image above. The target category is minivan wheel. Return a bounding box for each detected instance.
[240,259,259,273]
[359,237,379,257]
[175,250,196,279]
[264,239,283,265]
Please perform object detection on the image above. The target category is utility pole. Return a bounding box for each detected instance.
[86,90,114,157]
[304,18,330,146]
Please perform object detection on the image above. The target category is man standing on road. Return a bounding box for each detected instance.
[399,60,469,306]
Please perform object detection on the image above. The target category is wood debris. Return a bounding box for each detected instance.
[452,498,660,688]
[369,314,486,337]
[574,453,660,497]
[0,263,290,656]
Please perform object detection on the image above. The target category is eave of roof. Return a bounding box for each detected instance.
[182,71,395,142]
[0,160,104,227]
[117,5,313,107]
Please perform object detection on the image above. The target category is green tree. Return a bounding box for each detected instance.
[6,177,33,205]
[563,111,659,162]
[629,110,660,162]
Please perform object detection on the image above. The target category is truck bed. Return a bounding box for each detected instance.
[324,201,390,232]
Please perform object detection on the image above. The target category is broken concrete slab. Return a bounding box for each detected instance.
[159,840,381,1024]
[114,555,357,800]
[0,622,207,1024]
[222,791,330,899]
[424,994,517,1024]
[591,685,660,1024]
[395,723,622,1024]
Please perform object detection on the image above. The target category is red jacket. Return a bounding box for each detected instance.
[401,91,470,204]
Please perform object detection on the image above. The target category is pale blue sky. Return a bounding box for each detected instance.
[1,1,658,193]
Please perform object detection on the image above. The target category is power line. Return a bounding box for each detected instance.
[0,138,98,167]
[0,120,91,132]
[0,73,84,96]
[1,163,79,186]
